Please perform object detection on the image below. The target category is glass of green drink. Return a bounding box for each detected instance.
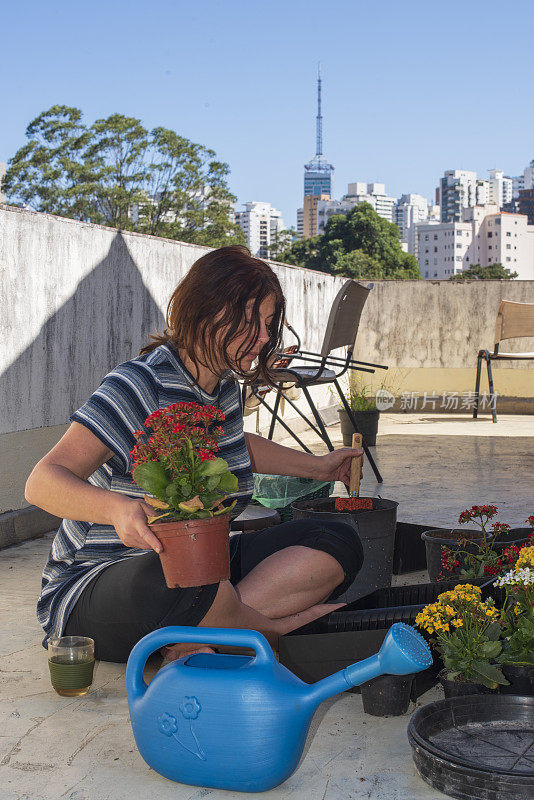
[48,636,95,697]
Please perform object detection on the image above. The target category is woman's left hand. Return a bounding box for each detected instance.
[316,447,364,484]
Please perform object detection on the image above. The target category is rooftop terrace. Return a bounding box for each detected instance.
[1,412,532,800]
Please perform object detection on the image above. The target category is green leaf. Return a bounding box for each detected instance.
[198,457,229,476]
[132,461,169,498]
[472,662,509,686]
[485,622,502,641]
[205,474,221,490]
[217,472,238,493]
[480,641,502,659]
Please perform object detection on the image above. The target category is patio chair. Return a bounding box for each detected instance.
[473,299,534,423]
[245,280,388,483]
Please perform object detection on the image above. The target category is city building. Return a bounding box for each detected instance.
[296,207,304,239]
[488,169,513,208]
[395,194,429,253]
[303,65,334,199]
[235,201,285,259]
[417,204,534,280]
[439,170,478,222]
[518,189,534,225]
[344,182,397,223]
[300,181,399,239]
[303,193,331,238]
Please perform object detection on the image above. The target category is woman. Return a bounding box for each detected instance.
[27,245,364,663]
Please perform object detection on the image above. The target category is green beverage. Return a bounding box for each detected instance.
[47,636,95,697]
[48,656,95,697]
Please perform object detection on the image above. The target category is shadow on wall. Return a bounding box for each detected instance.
[1,232,167,435]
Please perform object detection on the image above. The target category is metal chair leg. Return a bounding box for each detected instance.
[473,353,483,419]
[486,356,498,423]
[250,389,313,453]
[301,386,335,451]
[334,379,383,483]
[267,387,283,440]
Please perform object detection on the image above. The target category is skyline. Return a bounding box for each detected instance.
[2,0,534,228]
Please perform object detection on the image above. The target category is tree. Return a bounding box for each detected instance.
[280,202,420,279]
[449,263,519,280]
[2,106,245,248]
[268,227,297,261]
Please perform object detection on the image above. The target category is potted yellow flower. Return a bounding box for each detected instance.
[415,583,508,697]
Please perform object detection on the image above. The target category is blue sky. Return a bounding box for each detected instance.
[2,0,533,228]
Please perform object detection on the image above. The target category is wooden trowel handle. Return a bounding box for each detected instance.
[349,433,363,497]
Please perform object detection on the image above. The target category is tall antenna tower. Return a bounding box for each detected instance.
[304,63,334,196]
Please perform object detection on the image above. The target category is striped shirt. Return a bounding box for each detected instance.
[37,343,253,644]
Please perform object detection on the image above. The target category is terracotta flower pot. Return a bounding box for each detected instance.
[149,514,231,588]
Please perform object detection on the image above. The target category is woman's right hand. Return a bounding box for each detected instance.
[110,496,163,553]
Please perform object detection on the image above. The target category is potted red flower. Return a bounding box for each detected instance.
[422,506,534,583]
[130,402,238,588]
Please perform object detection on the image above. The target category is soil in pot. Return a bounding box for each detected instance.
[421,528,485,582]
[500,664,534,695]
[338,407,380,448]
[360,673,414,716]
[438,668,496,699]
[150,514,231,588]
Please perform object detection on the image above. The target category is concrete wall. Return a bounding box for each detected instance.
[354,279,534,408]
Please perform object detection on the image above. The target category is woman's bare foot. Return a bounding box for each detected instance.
[160,644,215,662]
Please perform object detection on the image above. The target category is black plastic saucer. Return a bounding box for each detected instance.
[408,694,534,800]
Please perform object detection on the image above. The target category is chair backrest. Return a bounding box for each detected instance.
[319,280,371,357]
[494,300,534,345]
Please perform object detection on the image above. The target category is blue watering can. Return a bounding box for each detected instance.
[126,623,432,793]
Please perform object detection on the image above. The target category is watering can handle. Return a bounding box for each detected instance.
[126,626,275,701]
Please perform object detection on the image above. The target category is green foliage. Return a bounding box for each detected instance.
[498,612,534,666]
[449,263,519,280]
[2,106,245,248]
[280,203,420,279]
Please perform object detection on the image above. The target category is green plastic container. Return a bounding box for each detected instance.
[252,475,334,523]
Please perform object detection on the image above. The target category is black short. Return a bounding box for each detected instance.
[64,517,363,662]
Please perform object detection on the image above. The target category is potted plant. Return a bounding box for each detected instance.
[422,505,534,582]
[415,583,509,697]
[494,544,534,695]
[337,374,382,447]
[130,401,238,588]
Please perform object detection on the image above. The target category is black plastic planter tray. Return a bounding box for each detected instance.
[278,577,501,700]
[408,694,534,800]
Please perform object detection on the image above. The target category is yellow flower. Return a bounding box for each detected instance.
[516,546,534,569]
[452,619,463,627]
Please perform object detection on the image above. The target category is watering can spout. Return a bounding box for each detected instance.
[302,623,433,709]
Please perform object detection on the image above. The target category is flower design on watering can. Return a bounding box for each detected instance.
[179,696,201,720]
[158,712,178,736]
[157,698,205,761]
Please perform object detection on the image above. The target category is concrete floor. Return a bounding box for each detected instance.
[1,412,533,800]
[278,412,534,529]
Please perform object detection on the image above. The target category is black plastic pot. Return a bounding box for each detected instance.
[421,528,484,582]
[360,673,414,716]
[338,407,380,447]
[291,496,398,602]
[438,668,495,699]
[423,527,533,582]
[500,664,534,695]
[493,527,534,554]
